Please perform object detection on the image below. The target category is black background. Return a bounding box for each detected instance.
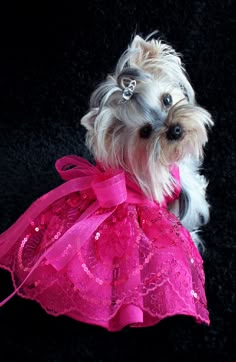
[0,1,235,361]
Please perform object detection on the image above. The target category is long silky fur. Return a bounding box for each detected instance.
[81,35,213,246]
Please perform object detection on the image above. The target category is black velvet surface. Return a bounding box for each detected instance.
[0,2,235,361]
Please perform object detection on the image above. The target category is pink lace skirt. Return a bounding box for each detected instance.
[0,190,209,331]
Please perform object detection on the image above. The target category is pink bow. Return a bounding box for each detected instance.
[56,155,128,208]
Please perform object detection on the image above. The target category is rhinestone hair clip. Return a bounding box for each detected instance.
[121,79,136,101]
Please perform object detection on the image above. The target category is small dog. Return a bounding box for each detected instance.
[0,34,212,328]
[81,34,213,249]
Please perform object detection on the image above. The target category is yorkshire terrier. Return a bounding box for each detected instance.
[0,34,213,329]
[81,34,213,249]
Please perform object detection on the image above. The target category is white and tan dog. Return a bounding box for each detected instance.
[81,34,213,248]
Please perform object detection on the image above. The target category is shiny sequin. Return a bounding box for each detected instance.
[94,232,100,240]
[191,289,198,298]
[95,277,103,285]
[18,234,31,271]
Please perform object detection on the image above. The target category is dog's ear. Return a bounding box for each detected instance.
[129,35,181,68]
[80,108,98,131]
[130,35,196,104]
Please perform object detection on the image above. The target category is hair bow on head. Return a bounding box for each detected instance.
[121,79,136,101]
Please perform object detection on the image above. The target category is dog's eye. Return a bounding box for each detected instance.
[162,93,173,107]
[139,124,153,139]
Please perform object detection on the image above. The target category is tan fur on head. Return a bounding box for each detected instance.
[130,35,181,69]
[160,102,212,163]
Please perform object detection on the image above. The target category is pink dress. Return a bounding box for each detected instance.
[0,155,209,331]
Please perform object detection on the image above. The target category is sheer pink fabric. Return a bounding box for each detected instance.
[0,155,209,331]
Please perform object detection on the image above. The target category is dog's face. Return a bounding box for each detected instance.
[81,35,213,202]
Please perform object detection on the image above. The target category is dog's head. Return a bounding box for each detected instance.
[81,35,213,202]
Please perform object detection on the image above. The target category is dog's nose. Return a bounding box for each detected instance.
[166,124,183,141]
